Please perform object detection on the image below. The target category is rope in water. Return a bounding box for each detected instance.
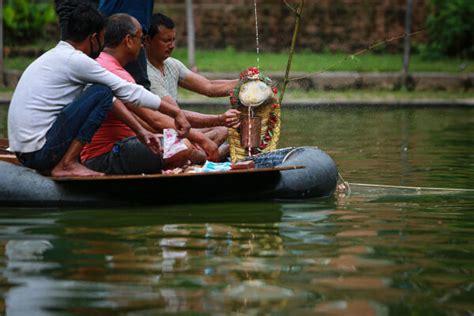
[337,173,473,194]
[348,183,474,192]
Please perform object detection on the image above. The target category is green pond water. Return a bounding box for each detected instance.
[0,105,473,315]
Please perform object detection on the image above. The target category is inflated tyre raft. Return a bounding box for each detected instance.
[0,146,338,207]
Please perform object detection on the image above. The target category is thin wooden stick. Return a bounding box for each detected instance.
[282,0,297,14]
[279,0,304,105]
[289,30,424,82]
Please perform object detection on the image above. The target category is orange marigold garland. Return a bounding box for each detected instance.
[259,102,280,150]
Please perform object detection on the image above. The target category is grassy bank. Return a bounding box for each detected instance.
[4,47,474,73]
[173,49,473,73]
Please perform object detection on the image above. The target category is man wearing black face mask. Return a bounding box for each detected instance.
[88,33,104,59]
[8,2,191,177]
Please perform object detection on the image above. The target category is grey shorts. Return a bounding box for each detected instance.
[84,136,164,175]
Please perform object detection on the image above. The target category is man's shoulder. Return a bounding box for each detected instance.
[97,52,121,71]
[53,41,98,68]
[23,41,86,73]
[164,57,186,68]
[36,41,72,60]
[98,54,135,82]
[164,57,192,80]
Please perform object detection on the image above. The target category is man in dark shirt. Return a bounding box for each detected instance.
[98,0,155,89]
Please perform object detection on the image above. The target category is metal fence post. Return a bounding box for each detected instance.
[402,0,414,89]
[186,0,196,70]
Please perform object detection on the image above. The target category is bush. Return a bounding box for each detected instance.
[3,0,57,45]
[426,0,474,58]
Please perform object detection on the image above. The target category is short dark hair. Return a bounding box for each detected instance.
[62,2,107,42]
[148,13,175,39]
[55,0,97,39]
[105,13,139,48]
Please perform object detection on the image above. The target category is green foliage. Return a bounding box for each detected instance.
[426,0,474,58]
[3,0,57,45]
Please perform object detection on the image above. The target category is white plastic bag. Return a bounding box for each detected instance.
[163,128,188,159]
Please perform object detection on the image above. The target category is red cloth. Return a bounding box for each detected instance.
[80,52,137,162]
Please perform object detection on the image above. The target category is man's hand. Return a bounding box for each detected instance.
[174,110,191,138]
[137,130,162,155]
[221,109,241,128]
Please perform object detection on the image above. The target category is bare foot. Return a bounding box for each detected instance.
[51,161,104,177]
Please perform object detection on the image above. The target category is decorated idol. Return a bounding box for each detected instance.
[228,67,281,162]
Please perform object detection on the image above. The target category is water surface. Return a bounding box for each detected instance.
[0,105,473,315]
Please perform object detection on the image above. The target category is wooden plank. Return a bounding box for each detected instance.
[0,139,17,163]
[52,165,298,204]
[51,165,304,181]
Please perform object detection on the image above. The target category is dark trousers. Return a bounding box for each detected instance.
[17,84,113,172]
[84,136,164,175]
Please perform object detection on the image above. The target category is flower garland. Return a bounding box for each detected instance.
[229,67,280,152]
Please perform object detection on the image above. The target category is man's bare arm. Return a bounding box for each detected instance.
[127,106,173,132]
[182,109,240,128]
[111,99,161,154]
[128,105,219,161]
[179,72,238,97]
[154,96,240,128]
[155,98,191,138]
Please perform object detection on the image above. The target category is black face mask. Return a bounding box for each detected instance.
[89,35,104,59]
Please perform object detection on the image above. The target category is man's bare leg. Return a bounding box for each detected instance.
[201,126,228,146]
[192,150,207,164]
[163,139,194,169]
[51,139,104,177]
[218,142,230,161]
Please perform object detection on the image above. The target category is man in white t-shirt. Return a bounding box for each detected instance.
[146,13,240,160]
[8,2,190,177]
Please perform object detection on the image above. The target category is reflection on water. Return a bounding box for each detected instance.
[1,106,473,188]
[0,106,473,314]
[0,195,473,315]
[280,107,474,189]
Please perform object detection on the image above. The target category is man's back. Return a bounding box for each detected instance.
[9,41,161,154]
[80,52,136,163]
[8,42,99,152]
[98,0,154,33]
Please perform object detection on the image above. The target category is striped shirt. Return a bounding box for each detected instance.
[147,57,191,101]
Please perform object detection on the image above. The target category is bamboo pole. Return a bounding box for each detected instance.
[279,0,304,105]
